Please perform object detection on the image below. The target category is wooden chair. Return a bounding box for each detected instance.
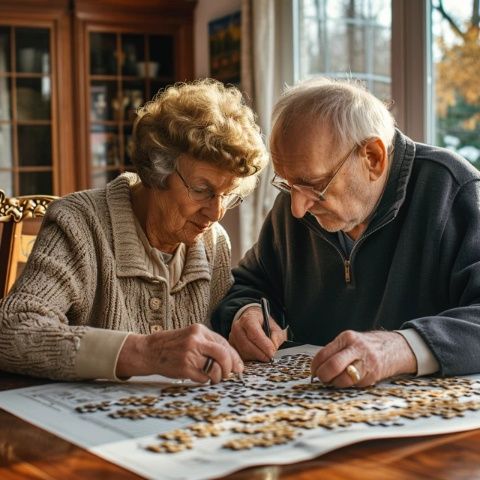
[0,190,58,297]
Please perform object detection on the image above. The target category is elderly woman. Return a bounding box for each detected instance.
[0,79,267,383]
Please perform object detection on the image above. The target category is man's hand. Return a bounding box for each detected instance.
[311,330,417,387]
[116,324,243,384]
[228,306,287,362]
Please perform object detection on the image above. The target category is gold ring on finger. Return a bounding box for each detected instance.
[202,356,215,374]
[346,364,361,383]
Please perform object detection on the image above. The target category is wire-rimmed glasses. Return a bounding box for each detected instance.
[271,144,358,202]
[175,168,244,209]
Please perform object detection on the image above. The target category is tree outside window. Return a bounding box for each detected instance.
[432,0,480,169]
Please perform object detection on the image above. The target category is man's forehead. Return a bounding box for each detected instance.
[270,124,336,175]
[271,121,334,155]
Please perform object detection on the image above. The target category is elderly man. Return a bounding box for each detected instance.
[212,77,480,387]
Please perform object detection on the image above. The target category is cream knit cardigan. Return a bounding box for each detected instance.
[0,173,233,380]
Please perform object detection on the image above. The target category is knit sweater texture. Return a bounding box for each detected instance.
[0,173,233,380]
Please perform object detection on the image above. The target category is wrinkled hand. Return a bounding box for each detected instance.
[311,330,417,388]
[116,323,243,384]
[229,306,287,362]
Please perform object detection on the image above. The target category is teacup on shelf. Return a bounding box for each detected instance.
[136,61,159,78]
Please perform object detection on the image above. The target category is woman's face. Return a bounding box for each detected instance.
[146,155,241,252]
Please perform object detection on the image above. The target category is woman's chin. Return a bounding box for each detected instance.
[182,224,211,244]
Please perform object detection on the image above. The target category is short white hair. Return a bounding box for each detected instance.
[271,77,396,152]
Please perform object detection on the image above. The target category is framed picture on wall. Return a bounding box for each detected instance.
[209,11,241,85]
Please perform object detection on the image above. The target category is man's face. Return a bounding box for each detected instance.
[270,121,380,239]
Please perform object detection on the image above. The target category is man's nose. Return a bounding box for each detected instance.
[290,189,315,218]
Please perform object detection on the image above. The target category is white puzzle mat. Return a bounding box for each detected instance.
[1,345,480,480]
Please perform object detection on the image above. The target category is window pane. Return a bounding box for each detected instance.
[90,33,117,75]
[0,77,12,120]
[19,171,52,195]
[91,169,120,189]
[17,77,51,120]
[431,1,480,169]
[90,125,120,167]
[149,35,174,78]
[122,81,145,121]
[18,125,52,166]
[0,170,13,196]
[90,81,117,121]
[0,124,13,169]
[121,34,144,76]
[373,26,390,77]
[15,28,50,74]
[0,27,11,72]
[296,0,391,98]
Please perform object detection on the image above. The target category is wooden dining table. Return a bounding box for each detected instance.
[2,370,480,480]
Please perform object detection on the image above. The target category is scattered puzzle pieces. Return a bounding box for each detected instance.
[73,353,480,455]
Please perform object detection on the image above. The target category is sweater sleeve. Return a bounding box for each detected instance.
[0,199,104,380]
[403,180,480,375]
[206,223,234,322]
[211,195,286,337]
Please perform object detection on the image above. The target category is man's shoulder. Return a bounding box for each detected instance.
[414,142,480,186]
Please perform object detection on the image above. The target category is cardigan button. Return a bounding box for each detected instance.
[149,297,161,311]
[150,325,163,333]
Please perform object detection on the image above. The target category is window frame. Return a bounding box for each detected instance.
[293,0,431,143]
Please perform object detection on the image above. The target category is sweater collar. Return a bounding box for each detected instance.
[369,128,416,227]
[106,173,211,283]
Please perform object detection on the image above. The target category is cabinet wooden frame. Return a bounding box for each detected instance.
[73,0,195,189]
[0,0,76,196]
[0,0,196,195]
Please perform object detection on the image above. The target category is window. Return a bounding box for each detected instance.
[430,1,480,168]
[294,0,480,171]
[295,0,392,100]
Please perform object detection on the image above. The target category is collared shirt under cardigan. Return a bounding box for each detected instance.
[0,173,233,380]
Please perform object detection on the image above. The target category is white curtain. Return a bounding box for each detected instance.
[238,0,294,257]
[0,35,13,195]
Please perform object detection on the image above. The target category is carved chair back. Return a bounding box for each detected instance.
[0,190,58,297]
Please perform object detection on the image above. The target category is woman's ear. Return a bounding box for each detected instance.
[362,138,388,181]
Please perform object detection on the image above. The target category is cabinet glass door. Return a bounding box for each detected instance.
[88,31,175,188]
[0,26,53,196]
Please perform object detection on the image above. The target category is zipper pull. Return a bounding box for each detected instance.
[344,259,351,283]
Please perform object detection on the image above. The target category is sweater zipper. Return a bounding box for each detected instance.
[303,229,352,283]
[347,214,397,276]
[344,259,351,283]
[303,213,397,285]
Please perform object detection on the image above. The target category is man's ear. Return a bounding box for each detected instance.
[361,138,388,181]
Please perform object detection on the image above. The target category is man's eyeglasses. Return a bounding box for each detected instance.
[270,144,358,202]
[175,168,243,209]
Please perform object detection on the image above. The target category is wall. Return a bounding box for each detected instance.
[194,0,242,78]
[194,0,243,265]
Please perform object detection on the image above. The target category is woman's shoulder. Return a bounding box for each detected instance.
[202,222,231,253]
[45,187,110,231]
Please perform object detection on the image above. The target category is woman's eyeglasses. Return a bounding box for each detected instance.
[175,168,243,209]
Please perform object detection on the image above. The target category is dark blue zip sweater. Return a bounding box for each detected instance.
[212,130,480,376]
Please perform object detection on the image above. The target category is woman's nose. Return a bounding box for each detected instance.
[203,195,225,222]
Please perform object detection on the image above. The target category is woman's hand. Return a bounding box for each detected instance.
[229,306,287,362]
[116,324,244,384]
[310,330,417,387]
